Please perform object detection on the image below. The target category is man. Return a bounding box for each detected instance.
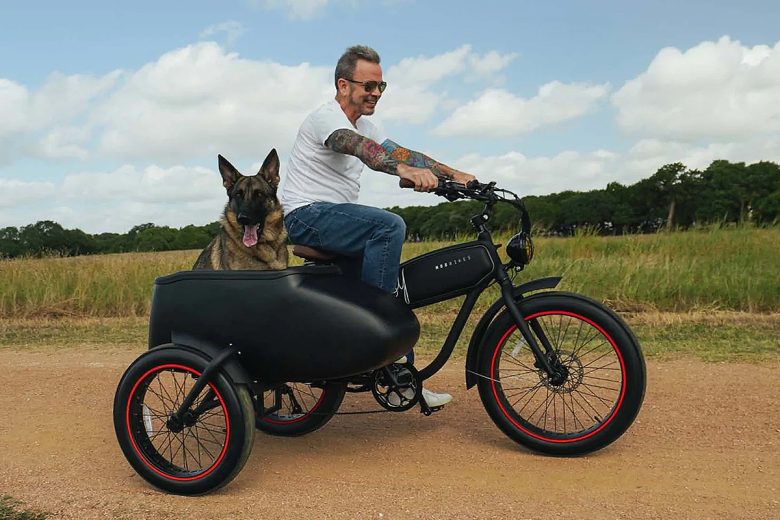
[280,45,476,408]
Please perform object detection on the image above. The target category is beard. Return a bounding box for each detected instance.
[349,88,379,116]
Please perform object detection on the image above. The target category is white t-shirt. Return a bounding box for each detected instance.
[281,99,387,214]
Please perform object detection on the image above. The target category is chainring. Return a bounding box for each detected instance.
[371,362,421,412]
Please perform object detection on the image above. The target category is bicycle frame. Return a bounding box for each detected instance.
[401,211,564,386]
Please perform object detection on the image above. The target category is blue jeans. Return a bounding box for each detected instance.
[284,202,406,293]
[285,202,414,365]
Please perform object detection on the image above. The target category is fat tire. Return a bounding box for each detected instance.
[254,382,346,436]
[113,347,255,495]
[476,292,646,455]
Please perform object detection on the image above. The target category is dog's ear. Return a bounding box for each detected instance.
[218,154,240,191]
[257,148,280,189]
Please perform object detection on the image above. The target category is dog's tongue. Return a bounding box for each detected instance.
[242,224,259,248]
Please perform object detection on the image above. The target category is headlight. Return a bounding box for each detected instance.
[506,232,534,266]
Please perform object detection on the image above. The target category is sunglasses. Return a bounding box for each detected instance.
[344,78,387,93]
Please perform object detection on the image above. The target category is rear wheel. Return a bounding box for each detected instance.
[113,347,255,495]
[477,292,646,455]
[254,382,346,436]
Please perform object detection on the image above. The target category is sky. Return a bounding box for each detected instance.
[1,0,779,233]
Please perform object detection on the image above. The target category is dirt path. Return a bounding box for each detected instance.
[0,347,778,520]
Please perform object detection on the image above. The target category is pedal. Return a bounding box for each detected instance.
[417,392,446,416]
[420,404,445,417]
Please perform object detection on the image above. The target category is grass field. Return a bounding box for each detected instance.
[1,226,779,318]
[1,227,778,362]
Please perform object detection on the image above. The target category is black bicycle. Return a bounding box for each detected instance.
[113,180,646,495]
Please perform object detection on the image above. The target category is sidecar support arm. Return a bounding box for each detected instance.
[170,343,241,423]
[464,276,562,389]
[168,332,252,384]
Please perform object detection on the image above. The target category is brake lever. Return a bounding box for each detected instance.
[436,190,464,202]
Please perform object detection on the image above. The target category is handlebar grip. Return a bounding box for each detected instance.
[399,178,415,189]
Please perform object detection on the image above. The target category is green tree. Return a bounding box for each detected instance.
[0,227,22,257]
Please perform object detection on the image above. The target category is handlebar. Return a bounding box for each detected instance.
[399,177,532,234]
[399,177,499,202]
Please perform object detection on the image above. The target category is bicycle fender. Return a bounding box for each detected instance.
[464,276,562,389]
[154,333,253,385]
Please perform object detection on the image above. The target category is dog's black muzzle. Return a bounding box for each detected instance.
[237,213,256,226]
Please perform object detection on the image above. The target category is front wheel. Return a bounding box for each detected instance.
[113,347,255,495]
[476,292,646,455]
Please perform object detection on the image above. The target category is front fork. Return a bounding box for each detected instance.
[497,274,567,385]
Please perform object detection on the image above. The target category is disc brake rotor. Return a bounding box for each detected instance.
[537,351,584,394]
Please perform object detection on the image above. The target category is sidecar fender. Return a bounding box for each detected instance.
[464,276,562,389]
[152,333,253,385]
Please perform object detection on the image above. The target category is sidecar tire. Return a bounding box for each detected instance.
[255,382,346,436]
[113,347,255,495]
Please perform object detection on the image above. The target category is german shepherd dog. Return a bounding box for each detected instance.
[193,150,288,270]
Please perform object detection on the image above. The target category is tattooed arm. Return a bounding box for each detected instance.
[325,128,400,174]
[381,139,477,185]
[325,129,438,191]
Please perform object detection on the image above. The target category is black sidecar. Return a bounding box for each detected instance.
[148,265,420,381]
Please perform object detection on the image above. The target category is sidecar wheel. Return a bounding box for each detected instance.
[255,382,345,436]
[113,348,255,495]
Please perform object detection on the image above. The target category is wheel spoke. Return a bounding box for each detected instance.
[499,353,537,372]
[512,382,545,412]
[264,383,324,420]
[128,366,229,477]
[490,310,629,438]
[576,386,616,407]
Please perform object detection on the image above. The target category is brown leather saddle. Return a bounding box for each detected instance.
[292,245,338,262]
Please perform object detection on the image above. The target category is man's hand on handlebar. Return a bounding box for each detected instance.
[449,171,477,186]
[397,163,438,192]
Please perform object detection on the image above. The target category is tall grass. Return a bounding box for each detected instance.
[1,227,778,318]
[0,251,193,317]
[516,226,780,312]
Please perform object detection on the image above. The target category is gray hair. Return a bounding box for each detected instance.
[335,45,381,88]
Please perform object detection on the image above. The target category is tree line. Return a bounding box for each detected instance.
[394,159,780,239]
[1,159,778,258]
[0,221,221,258]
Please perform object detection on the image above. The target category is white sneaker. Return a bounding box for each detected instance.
[421,388,452,408]
[393,355,408,364]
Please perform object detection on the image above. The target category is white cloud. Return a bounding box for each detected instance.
[0,71,120,161]
[0,43,520,165]
[434,81,610,137]
[61,164,223,204]
[612,36,780,140]
[35,126,91,160]
[381,45,518,124]
[1,164,229,232]
[4,137,779,232]
[32,71,122,127]
[0,179,57,209]
[0,79,30,138]
[386,45,473,86]
[89,42,332,164]
[420,136,780,201]
[256,0,331,20]
[467,50,519,81]
[199,21,246,45]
